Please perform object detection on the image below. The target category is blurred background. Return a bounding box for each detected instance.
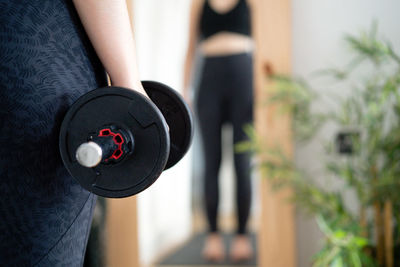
[86,0,400,267]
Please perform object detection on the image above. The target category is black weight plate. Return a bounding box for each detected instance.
[59,87,170,198]
[142,81,194,170]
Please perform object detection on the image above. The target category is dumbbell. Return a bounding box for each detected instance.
[59,81,193,198]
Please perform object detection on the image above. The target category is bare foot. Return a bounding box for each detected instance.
[202,233,225,262]
[230,234,253,262]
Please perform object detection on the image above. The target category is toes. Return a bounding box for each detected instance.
[230,235,253,262]
[202,234,225,262]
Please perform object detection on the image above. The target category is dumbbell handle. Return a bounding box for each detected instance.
[75,127,132,168]
[76,135,119,168]
[76,141,103,168]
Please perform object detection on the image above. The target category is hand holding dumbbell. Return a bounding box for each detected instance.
[59,81,193,198]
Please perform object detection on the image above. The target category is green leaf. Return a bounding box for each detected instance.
[330,257,344,267]
[350,251,362,267]
[333,230,347,240]
[353,237,368,248]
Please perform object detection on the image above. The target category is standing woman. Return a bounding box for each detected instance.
[183,0,255,262]
[0,0,145,265]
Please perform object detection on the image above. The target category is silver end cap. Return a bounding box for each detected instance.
[75,141,103,168]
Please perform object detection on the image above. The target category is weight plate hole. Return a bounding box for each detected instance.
[100,129,111,136]
[114,149,122,157]
[114,134,123,144]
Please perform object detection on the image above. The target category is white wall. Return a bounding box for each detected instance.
[132,0,193,265]
[291,1,400,266]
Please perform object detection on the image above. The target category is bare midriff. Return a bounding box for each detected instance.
[200,32,254,56]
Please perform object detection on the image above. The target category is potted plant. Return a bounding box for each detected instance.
[238,24,400,267]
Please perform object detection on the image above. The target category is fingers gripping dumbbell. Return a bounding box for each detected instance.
[59,81,193,198]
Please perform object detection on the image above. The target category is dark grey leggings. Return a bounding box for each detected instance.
[196,53,253,234]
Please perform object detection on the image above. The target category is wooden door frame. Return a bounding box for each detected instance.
[253,0,296,266]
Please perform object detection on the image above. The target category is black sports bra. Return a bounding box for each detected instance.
[200,0,252,40]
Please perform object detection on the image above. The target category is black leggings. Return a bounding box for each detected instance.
[196,53,253,234]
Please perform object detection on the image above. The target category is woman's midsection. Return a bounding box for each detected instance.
[200,32,254,56]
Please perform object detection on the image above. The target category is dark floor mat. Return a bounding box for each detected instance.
[156,232,257,266]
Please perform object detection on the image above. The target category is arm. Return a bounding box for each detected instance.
[72,0,147,96]
[183,0,203,102]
